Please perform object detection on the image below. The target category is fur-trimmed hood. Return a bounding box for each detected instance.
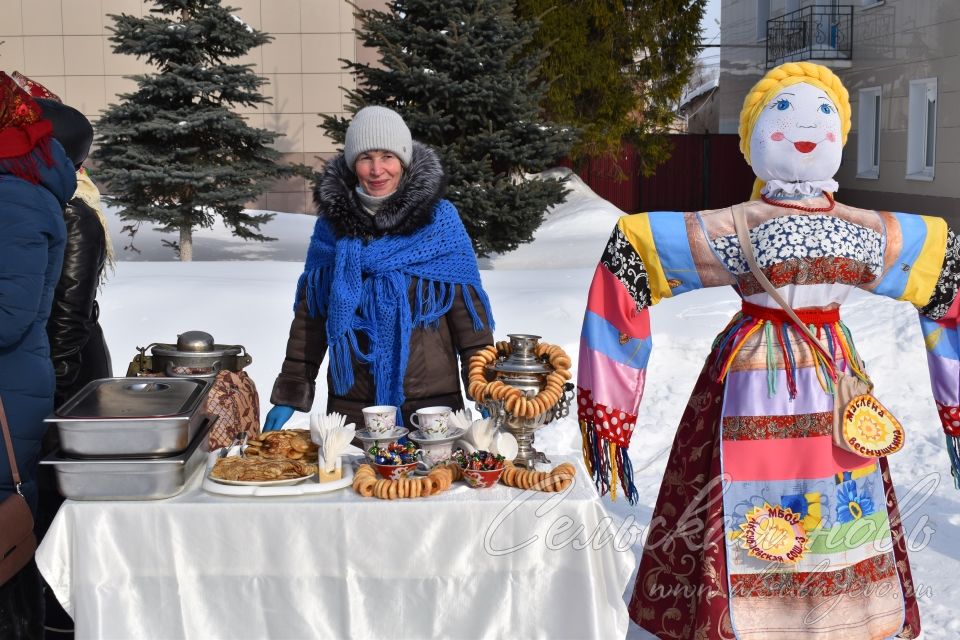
[314,141,446,239]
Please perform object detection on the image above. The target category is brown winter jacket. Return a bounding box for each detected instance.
[270,143,493,427]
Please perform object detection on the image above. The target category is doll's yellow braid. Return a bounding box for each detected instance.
[738,62,851,199]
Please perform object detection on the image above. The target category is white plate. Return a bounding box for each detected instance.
[492,432,519,461]
[209,473,316,487]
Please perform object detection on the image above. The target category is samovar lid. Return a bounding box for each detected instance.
[487,334,552,375]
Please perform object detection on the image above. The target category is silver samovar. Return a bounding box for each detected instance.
[480,334,575,468]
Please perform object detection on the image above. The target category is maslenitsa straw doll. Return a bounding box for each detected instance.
[577,62,960,639]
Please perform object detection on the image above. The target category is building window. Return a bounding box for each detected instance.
[757,0,770,41]
[907,77,937,181]
[857,87,881,179]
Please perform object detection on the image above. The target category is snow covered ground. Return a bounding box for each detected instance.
[99,172,959,638]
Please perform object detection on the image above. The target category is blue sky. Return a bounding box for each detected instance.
[700,0,721,65]
[702,0,721,42]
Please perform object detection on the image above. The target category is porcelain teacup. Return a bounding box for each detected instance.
[362,405,398,435]
[409,406,452,439]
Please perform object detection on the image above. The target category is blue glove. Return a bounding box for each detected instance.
[263,405,296,431]
[477,405,490,419]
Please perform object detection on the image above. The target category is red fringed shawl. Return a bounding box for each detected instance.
[0,71,54,184]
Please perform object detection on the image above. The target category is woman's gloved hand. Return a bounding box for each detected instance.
[263,405,295,431]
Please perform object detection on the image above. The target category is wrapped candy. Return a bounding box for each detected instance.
[454,449,505,471]
[368,441,421,466]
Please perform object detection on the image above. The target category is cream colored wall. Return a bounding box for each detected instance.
[835,1,960,203]
[0,0,373,213]
[719,0,960,217]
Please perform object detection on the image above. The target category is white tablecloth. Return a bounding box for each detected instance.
[36,456,635,640]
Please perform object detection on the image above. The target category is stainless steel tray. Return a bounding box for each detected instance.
[40,417,214,500]
[46,377,212,457]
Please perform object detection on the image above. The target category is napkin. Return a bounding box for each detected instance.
[448,408,473,434]
[310,412,357,473]
[462,417,496,451]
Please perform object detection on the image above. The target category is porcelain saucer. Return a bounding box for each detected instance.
[407,426,465,445]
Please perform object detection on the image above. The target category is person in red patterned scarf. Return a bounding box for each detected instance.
[0,71,76,639]
[10,73,115,410]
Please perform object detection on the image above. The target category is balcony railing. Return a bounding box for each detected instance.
[766,5,853,68]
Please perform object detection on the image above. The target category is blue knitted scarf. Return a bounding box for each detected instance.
[295,199,494,409]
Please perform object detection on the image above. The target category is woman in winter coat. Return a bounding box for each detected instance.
[0,72,77,640]
[30,94,113,640]
[264,106,494,430]
[12,75,114,416]
[36,97,113,414]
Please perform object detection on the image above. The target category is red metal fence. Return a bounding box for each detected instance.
[562,134,756,213]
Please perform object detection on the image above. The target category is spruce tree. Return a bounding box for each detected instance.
[325,0,574,256]
[516,0,706,172]
[632,0,707,173]
[93,0,302,261]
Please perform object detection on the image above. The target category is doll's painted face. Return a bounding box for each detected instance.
[749,82,842,184]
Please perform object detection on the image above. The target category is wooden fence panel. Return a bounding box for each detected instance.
[560,134,755,213]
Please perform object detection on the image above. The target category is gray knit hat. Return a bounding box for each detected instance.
[343,106,413,170]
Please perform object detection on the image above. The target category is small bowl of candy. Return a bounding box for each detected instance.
[456,450,506,488]
[370,442,422,480]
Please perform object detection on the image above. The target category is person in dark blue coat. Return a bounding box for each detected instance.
[0,71,76,639]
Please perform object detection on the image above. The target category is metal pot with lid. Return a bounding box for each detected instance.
[127,331,253,378]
